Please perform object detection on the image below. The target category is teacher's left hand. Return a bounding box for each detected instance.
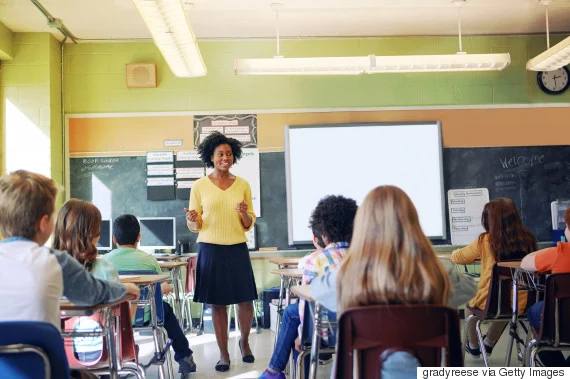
[236,199,248,214]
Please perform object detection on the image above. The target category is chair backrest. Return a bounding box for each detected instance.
[118,270,164,326]
[63,302,137,370]
[537,273,570,346]
[335,304,463,379]
[185,256,197,294]
[0,321,71,379]
[472,262,533,319]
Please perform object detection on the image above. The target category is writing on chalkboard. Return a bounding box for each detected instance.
[499,155,544,172]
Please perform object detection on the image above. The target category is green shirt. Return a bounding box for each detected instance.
[102,247,162,325]
[102,247,162,274]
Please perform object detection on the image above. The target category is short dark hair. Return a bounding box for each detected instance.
[113,214,140,246]
[197,132,243,168]
[309,195,358,244]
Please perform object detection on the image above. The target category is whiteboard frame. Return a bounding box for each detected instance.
[284,121,446,245]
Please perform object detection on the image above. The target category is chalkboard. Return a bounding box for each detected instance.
[70,145,570,250]
[444,145,570,242]
[70,153,290,251]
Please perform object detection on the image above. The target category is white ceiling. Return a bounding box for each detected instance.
[2,0,570,41]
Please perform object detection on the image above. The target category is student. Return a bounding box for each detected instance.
[520,207,570,366]
[259,195,358,379]
[336,186,452,379]
[0,170,139,330]
[452,197,537,358]
[53,199,123,362]
[103,214,196,378]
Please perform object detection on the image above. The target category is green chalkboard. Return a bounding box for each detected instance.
[70,153,290,251]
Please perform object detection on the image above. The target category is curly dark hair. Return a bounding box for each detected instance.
[197,132,243,168]
[309,195,358,244]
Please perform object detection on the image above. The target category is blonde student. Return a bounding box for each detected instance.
[0,170,139,330]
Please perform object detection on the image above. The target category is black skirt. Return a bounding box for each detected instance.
[193,242,258,305]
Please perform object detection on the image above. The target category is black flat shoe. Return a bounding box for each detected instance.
[215,359,230,372]
[239,339,255,363]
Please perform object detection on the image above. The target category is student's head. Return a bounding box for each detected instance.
[113,214,140,246]
[53,199,101,267]
[197,131,243,170]
[308,195,358,245]
[0,170,58,243]
[480,197,537,261]
[564,208,570,242]
[337,186,450,312]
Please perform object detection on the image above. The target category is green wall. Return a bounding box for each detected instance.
[0,33,62,188]
[64,34,570,114]
[0,21,13,60]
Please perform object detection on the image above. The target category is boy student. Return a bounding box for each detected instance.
[103,214,196,377]
[0,170,140,330]
[521,206,570,367]
[259,195,358,379]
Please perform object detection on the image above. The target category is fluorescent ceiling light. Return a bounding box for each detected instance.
[235,0,509,76]
[132,0,206,77]
[527,1,570,72]
[235,53,510,75]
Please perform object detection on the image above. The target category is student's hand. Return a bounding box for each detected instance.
[161,282,173,295]
[295,337,302,353]
[236,199,248,215]
[123,283,140,301]
[184,208,200,223]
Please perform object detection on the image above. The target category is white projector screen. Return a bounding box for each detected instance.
[285,122,446,245]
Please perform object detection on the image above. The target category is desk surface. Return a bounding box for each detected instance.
[153,254,188,261]
[497,261,522,269]
[271,268,304,278]
[60,297,127,313]
[119,274,169,284]
[290,285,313,302]
[159,261,187,269]
[268,256,302,266]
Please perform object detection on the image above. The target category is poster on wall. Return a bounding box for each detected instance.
[448,188,489,245]
[193,114,257,148]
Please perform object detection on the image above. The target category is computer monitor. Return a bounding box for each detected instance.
[138,217,176,250]
[96,220,112,250]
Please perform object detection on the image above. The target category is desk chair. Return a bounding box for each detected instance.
[295,302,337,379]
[525,273,570,366]
[0,321,71,379]
[335,305,463,379]
[62,302,145,379]
[465,262,534,367]
[181,256,197,333]
[118,270,173,378]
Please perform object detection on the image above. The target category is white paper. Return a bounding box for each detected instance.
[176,150,201,161]
[176,167,205,179]
[146,151,174,163]
[177,180,194,189]
[147,164,174,176]
[448,188,490,245]
[147,177,174,186]
[225,126,250,134]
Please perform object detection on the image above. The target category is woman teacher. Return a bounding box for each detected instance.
[185,132,257,372]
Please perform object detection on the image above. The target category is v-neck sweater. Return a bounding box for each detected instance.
[188,175,256,245]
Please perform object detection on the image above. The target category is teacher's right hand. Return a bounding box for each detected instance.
[184,207,200,223]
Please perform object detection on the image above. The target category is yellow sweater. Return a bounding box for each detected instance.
[451,234,526,311]
[188,176,256,245]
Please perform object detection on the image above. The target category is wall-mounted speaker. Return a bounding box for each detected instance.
[126,63,157,88]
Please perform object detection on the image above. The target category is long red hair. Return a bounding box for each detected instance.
[479,198,537,261]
